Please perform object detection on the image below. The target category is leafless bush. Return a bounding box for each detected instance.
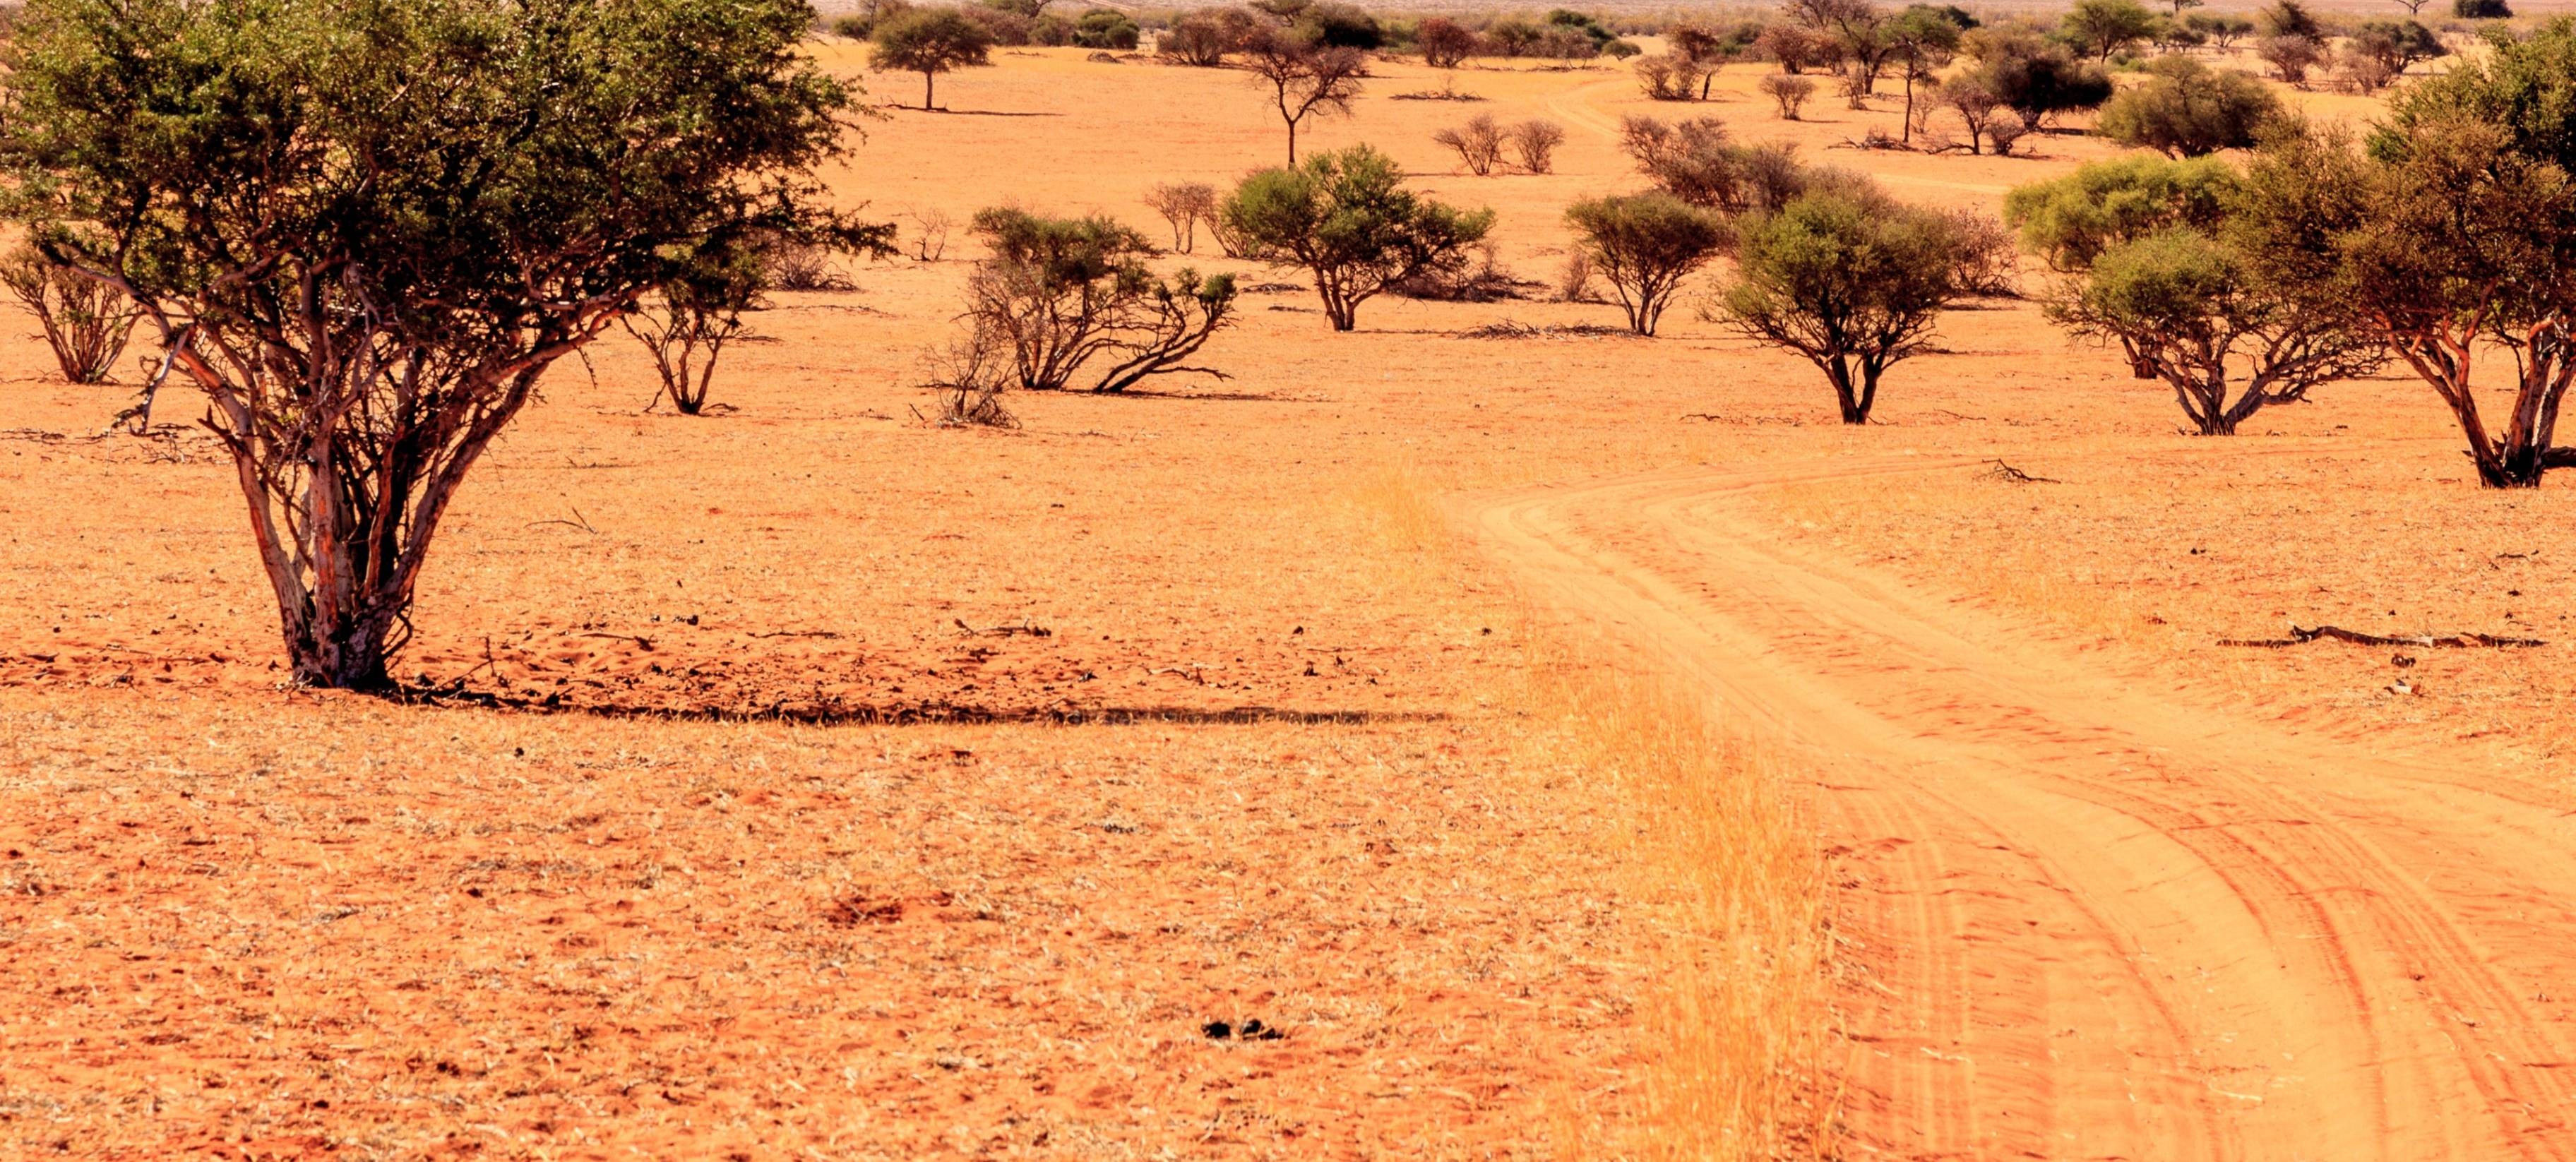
[1388,241,1533,301]
[624,287,750,415]
[905,208,954,263]
[1943,209,2020,297]
[1758,74,1816,119]
[1144,181,1218,252]
[2336,46,2396,92]
[0,246,137,383]
[763,239,854,290]
[1510,119,1568,173]
[1556,251,1598,302]
[1635,54,1711,101]
[1837,66,1871,109]
[1433,114,1508,176]
[919,323,1019,428]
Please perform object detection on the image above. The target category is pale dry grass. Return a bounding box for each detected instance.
[1355,467,1830,1162]
[1520,639,1827,1162]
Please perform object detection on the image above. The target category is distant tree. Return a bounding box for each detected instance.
[2097,55,2282,156]
[1433,114,1508,175]
[1620,115,1813,210]
[1940,76,2027,154]
[1485,17,1543,56]
[1963,38,2113,127]
[1417,16,1478,67]
[2005,154,2243,271]
[1636,54,1712,102]
[1888,5,1964,142]
[873,8,995,109]
[960,4,1033,44]
[2350,19,2446,73]
[1715,188,2000,422]
[1758,23,1830,73]
[1510,120,1569,172]
[0,246,136,383]
[0,0,878,687]
[1073,8,1139,47]
[2258,0,2322,40]
[2389,0,2431,13]
[1783,0,1893,93]
[2255,34,2325,86]
[1760,73,1819,118]
[1161,10,1236,65]
[1240,29,1367,164]
[2062,0,2160,60]
[1220,144,1495,330]
[2168,0,2205,14]
[1145,181,1220,251]
[1668,19,1758,98]
[2336,46,2397,93]
[2454,0,2512,17]
[1293,1,1381,48]
[1565,193,1731,334]
[2186,12,2255,47]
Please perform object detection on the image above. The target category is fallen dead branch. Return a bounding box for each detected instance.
[749,629,842,640]
[576,632,655,651]
[2219,624,2547,649]
[1455,320,1635,341]
[1984,459,2059,484]
[954,617,1051,638]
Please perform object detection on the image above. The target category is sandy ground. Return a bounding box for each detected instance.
[4,42,2575,1159]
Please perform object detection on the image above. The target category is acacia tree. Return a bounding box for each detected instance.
[1885,6,1962,144]
[2061,0,2159,61]
[2050,227,2382,433]
[2245,123,2576,484]
[1714,187,1996,423]
[2097,54,2281,157]
[625,248,770,416]
[1416,16,1477,68]
[1221,144,1493,330]
[1241,28,1366,164]
[1784,0,1892,95]
[961,208,1237,393]
[1565,193,1730,335]
[872,7,994,109]
[0,0,880,688]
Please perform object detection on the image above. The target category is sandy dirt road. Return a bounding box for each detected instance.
[1468,458,2576,1161]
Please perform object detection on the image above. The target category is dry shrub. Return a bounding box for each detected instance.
[918,323,1019,428]
[1758,73,1815,120]
[1944,208,2020,297]
[1388,241,1532,301]
[763,239,855,289]
[1432,113,1508,176]
[1511,119,1568,174]
[905,208,954,263]
[0,246,138,383]
[1557,249,1598,302]
[1143,181,1217,252]
[1521,635,1828,1161]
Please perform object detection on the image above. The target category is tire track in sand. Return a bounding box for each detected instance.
[1467,459,2576,1161]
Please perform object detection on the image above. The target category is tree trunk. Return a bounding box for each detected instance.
[1284,116,1299,166]
[1825,354,1868,424]
[924,70,936,110]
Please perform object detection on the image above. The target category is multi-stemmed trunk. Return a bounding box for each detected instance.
[2388,321,2576,489]
[1818,352,1883,424]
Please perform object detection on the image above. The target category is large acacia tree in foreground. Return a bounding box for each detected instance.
[0,0,879,687]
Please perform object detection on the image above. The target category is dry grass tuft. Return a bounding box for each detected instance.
[1522,633,1830,1162]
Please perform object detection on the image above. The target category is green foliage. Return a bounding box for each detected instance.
[871,6,994,107]
[2257,0,2320,40]
[2241,118,2576,484]
[1618,116,1820,212]
[2005,154,2243,270]
[1292,0,1381,47]
[2351,19,2446,74]
[1962,36,2115,125]
[1220,144,1496,330]
[1717,189,1997,423]
[1073,7,1138,47]
[2053,225,2381,432]
[961,208,1239,393]
[0,0,872,686]
[2379,17,2576,173]
[2097,55,2282,157]
[2061,0,2159,60]
[1564,193,1731,335]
